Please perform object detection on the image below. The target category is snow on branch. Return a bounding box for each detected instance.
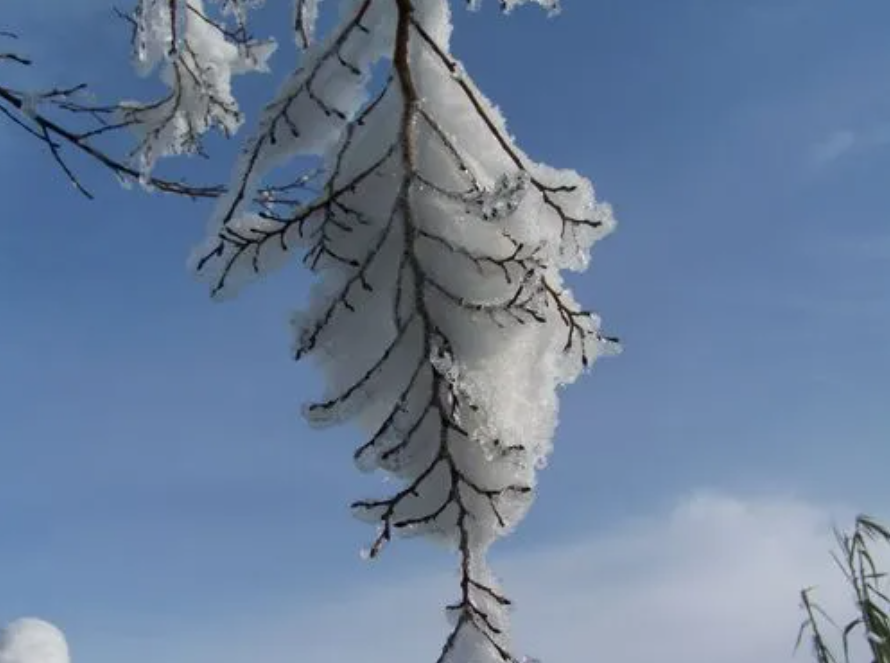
[466,0,561,15]
[0,28,222,198]
[191,1,617,662]
[6,1,616,661]
[124,0,276,174]
[294,0,324,49]
[0,0,275,198]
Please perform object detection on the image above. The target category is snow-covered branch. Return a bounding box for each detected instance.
[191,1,617,661]
[5,2,617,662]
[124,0,276,173]
[0,0,275,197]
[0,25,223,198]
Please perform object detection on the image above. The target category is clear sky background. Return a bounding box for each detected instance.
[1,1,889,662]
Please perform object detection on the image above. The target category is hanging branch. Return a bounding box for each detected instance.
[191,2,617,662]
[8,2,616,662]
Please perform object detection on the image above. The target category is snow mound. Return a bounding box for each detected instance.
[0,619,70,663]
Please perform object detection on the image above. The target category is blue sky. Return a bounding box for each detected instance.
[1,1,889,661]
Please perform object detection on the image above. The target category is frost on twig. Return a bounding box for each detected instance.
[467,0,561,16]
[294,0,324,49]
[123,0,276,175]
[0,0,276,197]
[191,1,617,662]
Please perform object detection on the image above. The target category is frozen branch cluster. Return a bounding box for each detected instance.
[123,0,276,172]
[0,24,224,198]
[3,1,616,662]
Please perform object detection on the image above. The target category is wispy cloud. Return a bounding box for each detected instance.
[809,125,890,168]
[810,129,858,167]
[67,491,863,663]
[804,230,890,264]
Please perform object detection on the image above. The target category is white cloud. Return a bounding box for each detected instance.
[75,491,869,663]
